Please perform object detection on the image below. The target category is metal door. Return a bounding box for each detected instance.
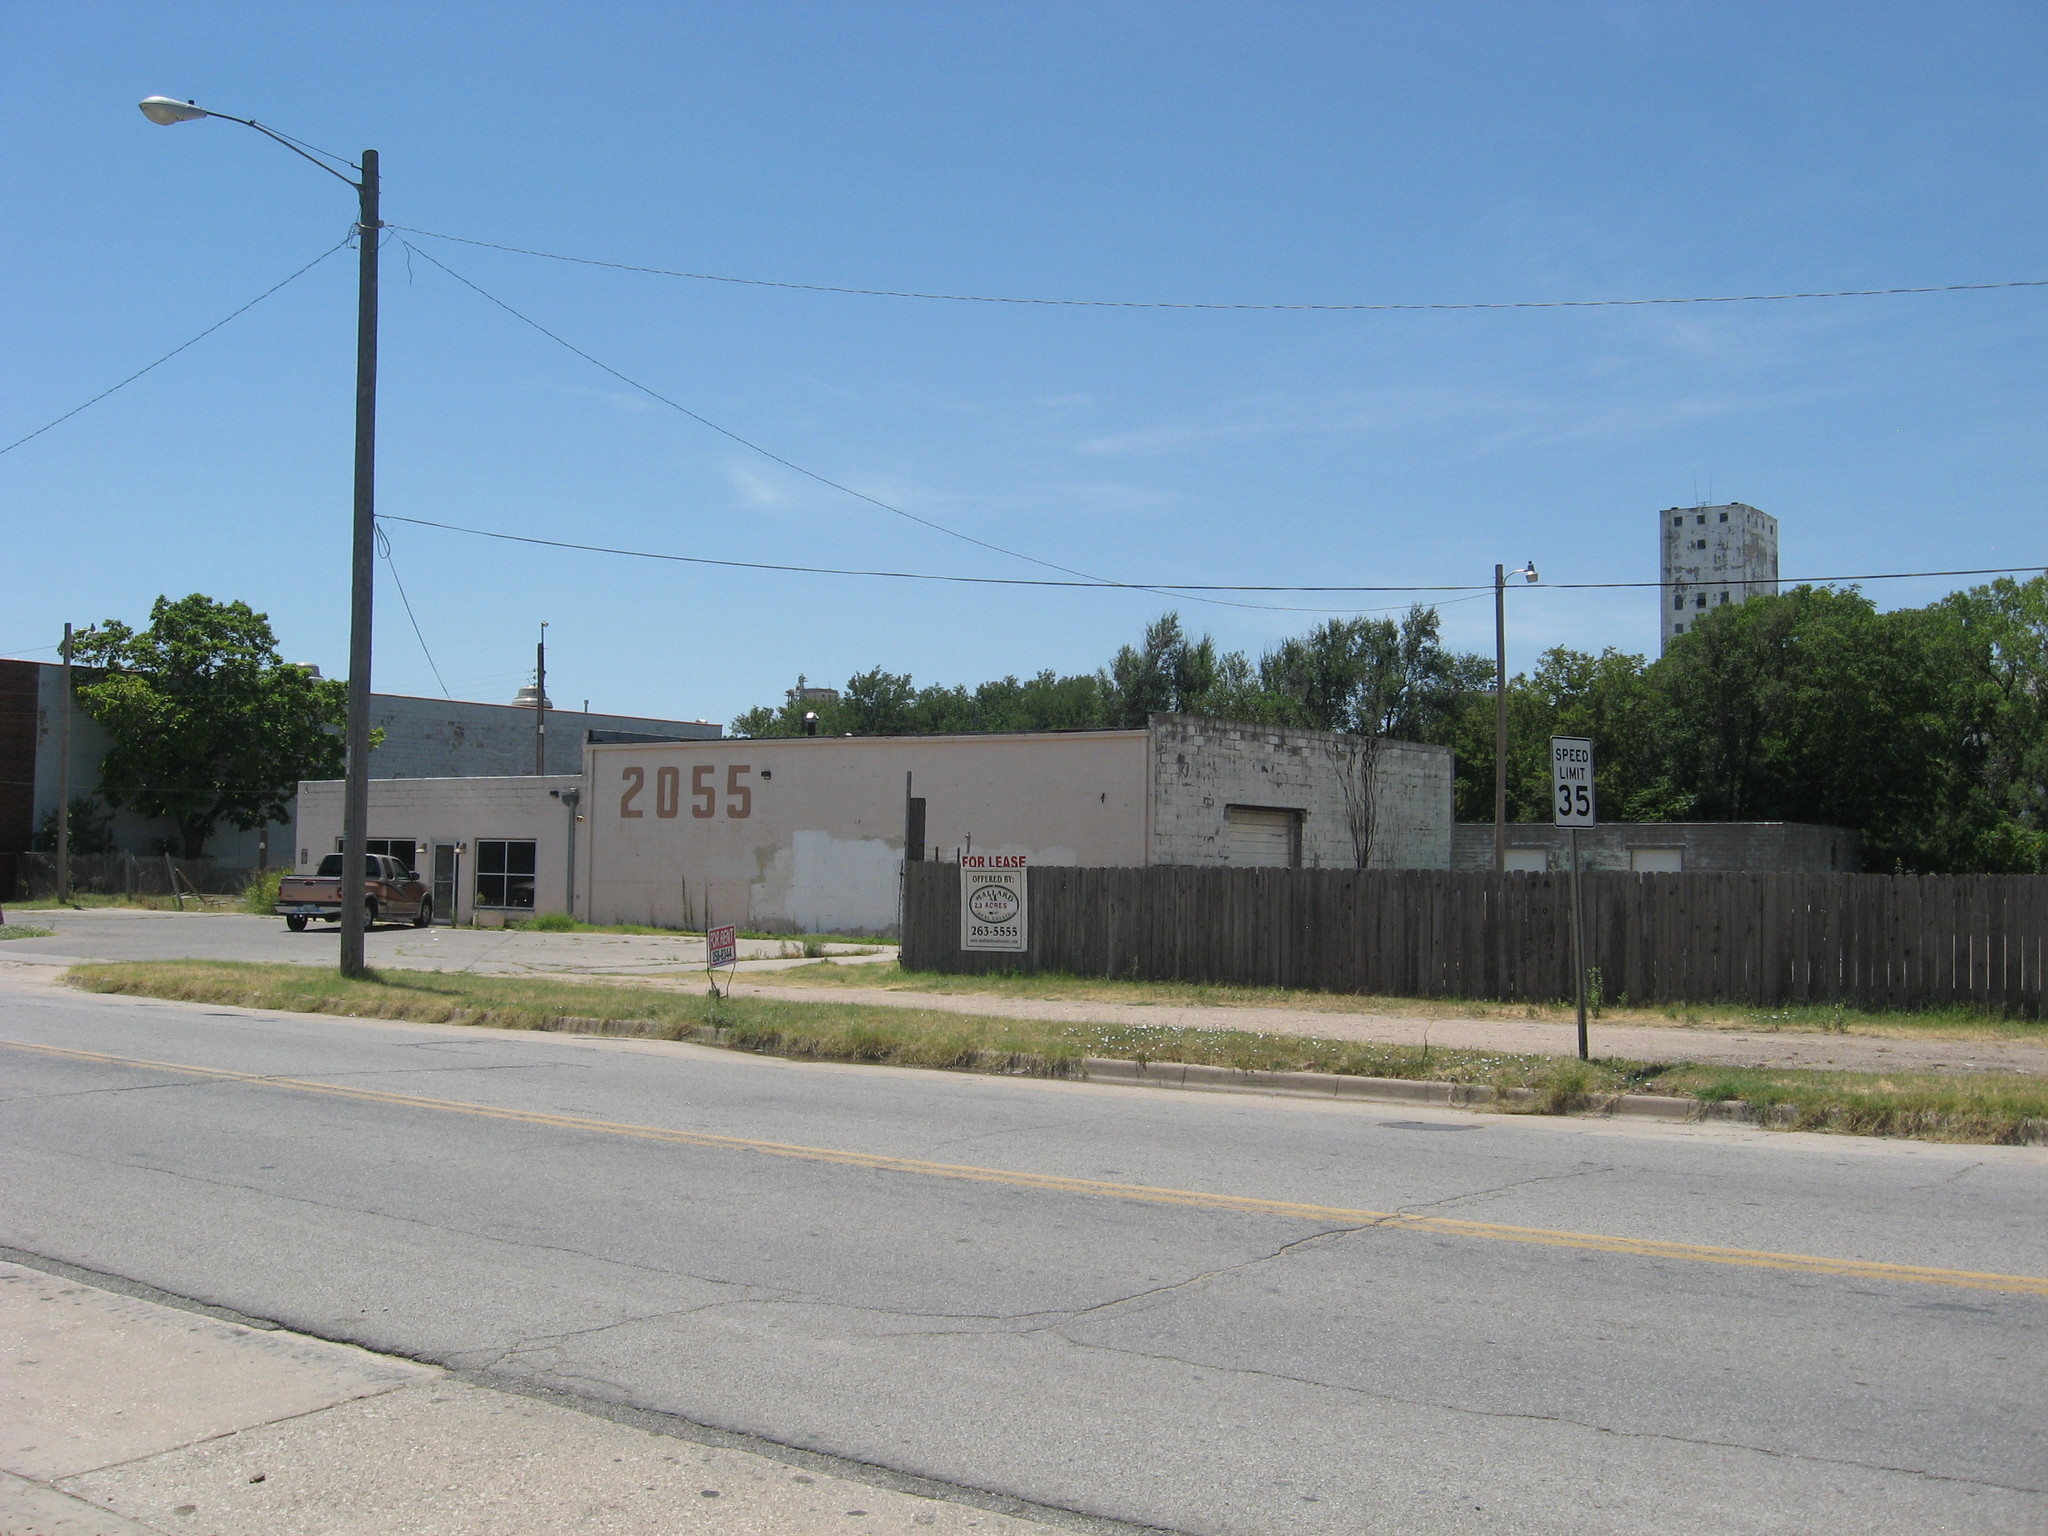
[430,842,461,924]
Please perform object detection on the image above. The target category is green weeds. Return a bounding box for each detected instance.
[62,960,2048,1147]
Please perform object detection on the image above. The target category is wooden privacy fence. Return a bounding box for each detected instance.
[900,863,2048,1016]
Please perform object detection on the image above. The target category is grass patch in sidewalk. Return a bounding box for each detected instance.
[741,961,2045,1043]
[64,960,2048,1146]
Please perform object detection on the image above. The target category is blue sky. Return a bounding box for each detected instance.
[5,2,2043,725]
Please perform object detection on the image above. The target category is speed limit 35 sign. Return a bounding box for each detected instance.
[1551,736,1596,827]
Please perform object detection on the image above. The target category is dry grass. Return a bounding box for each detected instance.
[742,961,2046,1043]
[65,960,2048,1147]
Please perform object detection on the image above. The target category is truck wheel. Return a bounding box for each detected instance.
[412,898,433,928]
[364,898,379,930]
[286,915,308,932]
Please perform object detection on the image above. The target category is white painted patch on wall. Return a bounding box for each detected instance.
[768,830,903,934]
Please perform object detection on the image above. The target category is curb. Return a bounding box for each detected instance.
[532,1013,1778,1127]
[1074,1055,1778,1125]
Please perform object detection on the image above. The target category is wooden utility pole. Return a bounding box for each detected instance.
[534,622,548,775]
[56,624,73,903]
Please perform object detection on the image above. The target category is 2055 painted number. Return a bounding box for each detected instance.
[619,765,752,819]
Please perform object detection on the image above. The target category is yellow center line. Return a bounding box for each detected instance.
[9,1038,2047,1298]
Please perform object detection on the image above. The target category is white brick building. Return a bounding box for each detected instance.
[1660,502,1779,652]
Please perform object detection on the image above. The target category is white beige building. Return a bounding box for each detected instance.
[1660,502,1779,652]
[294,716,1454,933]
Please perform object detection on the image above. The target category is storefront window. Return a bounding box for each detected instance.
[475,839,537,909]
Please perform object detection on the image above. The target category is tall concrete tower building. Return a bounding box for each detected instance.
[1660,502,1779,652]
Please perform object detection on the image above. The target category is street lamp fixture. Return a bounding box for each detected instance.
[1492,560,1539,873]
[140,95,383,978]
[138,96,209,125]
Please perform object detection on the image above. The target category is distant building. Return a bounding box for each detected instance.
[785,674,841,708]
[0,657,721,872]
[1661,502,1778,653]
[1453,821,1859,875]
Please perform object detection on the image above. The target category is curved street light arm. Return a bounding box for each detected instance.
[206,110,364,189]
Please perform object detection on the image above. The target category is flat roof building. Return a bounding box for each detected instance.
[1660,502,1778,653]
[293,716,1457,933]
[0,658,720,870]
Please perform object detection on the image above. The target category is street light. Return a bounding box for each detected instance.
[141,95,382,977]
[1493,560,1538,873]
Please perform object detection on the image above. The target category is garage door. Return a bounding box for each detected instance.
[1225,806,1301,868]
[1630,847,1684,873]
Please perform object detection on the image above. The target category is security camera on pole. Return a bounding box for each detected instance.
[1550,735,1595,1060]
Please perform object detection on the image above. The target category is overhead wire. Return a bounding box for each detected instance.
[0,237,354,458]
[393,225,2048,313]
[375,524,453,698]
[376,514,2043,595]
[398,239,1350,614]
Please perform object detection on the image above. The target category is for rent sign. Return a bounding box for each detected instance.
[959,854,1028,953]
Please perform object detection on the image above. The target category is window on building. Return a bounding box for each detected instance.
[1673,595,1686,610]
[1696,513,1706,525]
[1694,594,1707,608]
[1719,591,1730,604]
[475,839,537,908]
[1672,515,1683,528]
[1673,623,1684,633]
[1718,511,1728,522]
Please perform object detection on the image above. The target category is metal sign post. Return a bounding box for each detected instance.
[706,920,738,998]
[1550,736,1596,1061]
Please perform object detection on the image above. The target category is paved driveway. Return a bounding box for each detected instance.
[0,908,891,977]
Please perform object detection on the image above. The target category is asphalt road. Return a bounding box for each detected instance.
[3,974,2044,1535]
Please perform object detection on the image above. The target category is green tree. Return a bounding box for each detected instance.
[1260,607,1483,738]
[32,796,117,855]
[71,594,349,858]
[1106,613,1221,726]
[1653,586,1960,870]
[1443,646,1683,824]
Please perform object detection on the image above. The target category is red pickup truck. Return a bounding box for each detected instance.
[277,853,433,932]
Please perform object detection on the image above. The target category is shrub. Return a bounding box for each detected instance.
[516,911,579,932]
[240,869,283,915]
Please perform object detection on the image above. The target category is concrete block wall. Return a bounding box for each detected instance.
[1451,821,1860,873]
[365,695,719,780]
[1147,716,1454,870]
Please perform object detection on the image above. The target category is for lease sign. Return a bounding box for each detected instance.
[959,853,1028,953]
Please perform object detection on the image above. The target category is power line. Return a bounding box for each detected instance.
[375,524,453,698]
[393,226,2048,313]
[376,515,2043,595]
[399,240,1335,614]
[0,238,353,458]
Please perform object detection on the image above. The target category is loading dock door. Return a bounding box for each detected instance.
[1225,806,1301,868]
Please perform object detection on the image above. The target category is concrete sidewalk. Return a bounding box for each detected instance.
[0,1262,1046,1536]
